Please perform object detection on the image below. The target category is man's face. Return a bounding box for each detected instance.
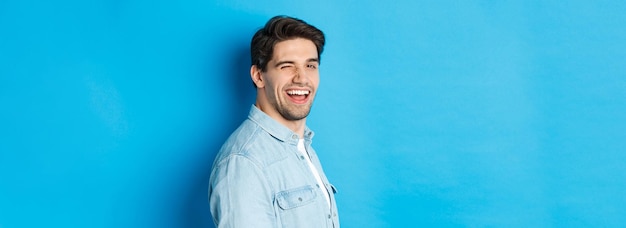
[256,38,320,122]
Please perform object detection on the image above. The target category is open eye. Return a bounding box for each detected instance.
[306,64,318,69]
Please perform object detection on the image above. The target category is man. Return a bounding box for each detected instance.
[208,16,339,228]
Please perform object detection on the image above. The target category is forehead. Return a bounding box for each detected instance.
[271,38,318,61]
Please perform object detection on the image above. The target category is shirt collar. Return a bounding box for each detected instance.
[248,105,314,144]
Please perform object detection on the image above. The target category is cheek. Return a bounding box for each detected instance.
[262,75,279,90]
[311,75,320,87]
[265,80,284,97]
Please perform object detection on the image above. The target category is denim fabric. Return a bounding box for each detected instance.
[209,105,340,228]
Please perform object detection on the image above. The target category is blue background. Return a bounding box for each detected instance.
[1,0,625,227]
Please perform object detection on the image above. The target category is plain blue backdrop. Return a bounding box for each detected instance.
[1,0,625,227]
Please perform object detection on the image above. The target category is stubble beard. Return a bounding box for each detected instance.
[276,101,313,121]
[272,92,314,121]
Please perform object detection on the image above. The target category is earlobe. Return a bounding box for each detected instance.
[250,65,264,88]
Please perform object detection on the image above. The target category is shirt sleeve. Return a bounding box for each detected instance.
[209,154,276,228]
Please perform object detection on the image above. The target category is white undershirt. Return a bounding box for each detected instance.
[297,139,331,208]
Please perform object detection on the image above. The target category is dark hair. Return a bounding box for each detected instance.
[250,15,325,72]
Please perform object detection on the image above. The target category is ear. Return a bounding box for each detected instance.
[250,65,265,88]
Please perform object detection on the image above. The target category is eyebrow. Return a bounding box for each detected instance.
[274,58,319,67]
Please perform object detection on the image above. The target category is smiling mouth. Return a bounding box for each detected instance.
[285,89,310,104]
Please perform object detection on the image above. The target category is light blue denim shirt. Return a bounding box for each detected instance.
[209,105,339,228]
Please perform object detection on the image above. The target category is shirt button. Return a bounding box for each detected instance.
[328,214,331,219]
[292,135,298,139]
[300,155,305,160]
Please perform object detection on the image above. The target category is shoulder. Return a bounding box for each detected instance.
[214,119,289,170]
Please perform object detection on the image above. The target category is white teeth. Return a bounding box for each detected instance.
[287,90,309,95]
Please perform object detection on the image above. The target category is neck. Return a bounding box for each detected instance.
[283,119,306,139]
[254,102,307,138]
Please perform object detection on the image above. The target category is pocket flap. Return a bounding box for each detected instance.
[276,185,317,210]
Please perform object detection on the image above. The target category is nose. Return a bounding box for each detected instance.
[292,66,308,84]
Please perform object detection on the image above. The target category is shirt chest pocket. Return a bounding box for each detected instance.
[275,185,318,210]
